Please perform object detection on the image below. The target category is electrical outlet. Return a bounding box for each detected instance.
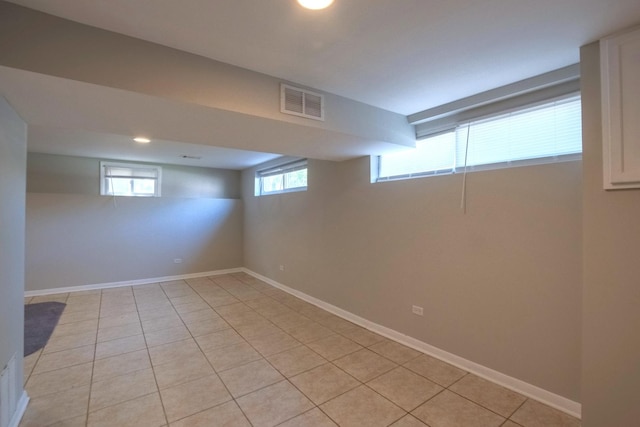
[279,265,285,271]
[173,258,183,264]
[412,305,424,316]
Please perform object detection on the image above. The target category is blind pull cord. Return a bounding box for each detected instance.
[460,123,471,214]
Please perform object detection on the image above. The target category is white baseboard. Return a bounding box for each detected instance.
[8,392,28,427]
[242,268,582,419]
[24,267,244,297]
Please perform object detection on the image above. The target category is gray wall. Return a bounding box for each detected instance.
[28,153,241,198]
[0,97,27,419]
[242,157,583,401]
[26,153,243,291]
[581,41,640,426]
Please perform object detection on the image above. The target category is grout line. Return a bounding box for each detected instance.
[83,288,103,426]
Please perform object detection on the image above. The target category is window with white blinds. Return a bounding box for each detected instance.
[100,161,162,197]
[377,95,582,181]
[255,159,308,196]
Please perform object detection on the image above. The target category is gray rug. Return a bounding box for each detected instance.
[24,302,66,356]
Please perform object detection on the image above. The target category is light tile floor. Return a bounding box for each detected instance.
[22,273,581,427]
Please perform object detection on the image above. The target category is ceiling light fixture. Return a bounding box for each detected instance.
[133,137,151,143]
[297,0,334,10]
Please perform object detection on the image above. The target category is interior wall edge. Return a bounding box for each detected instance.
[23,267,243,297]
[242,267,582,419]
[7,392,29,427]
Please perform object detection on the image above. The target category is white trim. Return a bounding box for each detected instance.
[24,268,243,297]
[241,268,582,419]
[8,392,28,427]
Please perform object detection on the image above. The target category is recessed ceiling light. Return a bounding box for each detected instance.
[133,137,151,143]
[297,0,334,10]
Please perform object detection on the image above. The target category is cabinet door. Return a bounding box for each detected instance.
[601,26,640,190]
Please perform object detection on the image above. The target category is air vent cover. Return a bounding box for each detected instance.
[281,84,325,121]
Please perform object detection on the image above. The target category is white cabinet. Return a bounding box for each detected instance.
[601,25,640,190]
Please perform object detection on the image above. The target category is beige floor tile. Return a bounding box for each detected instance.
[403,354,467,387]
[33,344,95,374]
[92,349,151,382]
[65,294,101,306]
[194,328,245,352]
[26,362,93,398]
[333,348,397,382]
[449,374,526,417]
[51,319,98,339]
[290,362,360,405]
[278,407,338,427]
[184,317,230,337]
[502,421,523,427]
[95,334,146,360]
[31,294,69,304]
[221,310,267,328]
[68,289,102,297]
[266,345,327,378]
[90,368,158,411]
[62,302,100,315]
[98,312,140,330]
[97,322,143,343]
[269,312,313,330]
[44,331,97,354]
[144,325,192,347]
[160,374,232,422]
[141,314,184,333]
[214,302,253,317]
[101,286,133,295]
[204,341,262,372]
[285,322,335,344]
[412,390,505,427]
[24,350,41,384]
[510,399,580,427]
[369,340,422,364]
[245,330,301,356]
[169,294,204,306]
[320,385,405,427]
[390,414,429,426]
[24,297,33,304]
[154,352,215,389]
[178,308,220,324]
[367,367,443,411]
[99,303,137,318]
[307,334,363,361]
[138,305,177,321]
[236,380,314,427]
[20,384,90,427]
[316,315,358,333]
[219,359,284,398]
[87,392,166,427]
[148,339,201,366]
[339,327,386,347]
[47,414,89,426]
[203,295,240,307]
[234,321,282,340]
[173,300,211,314]
[169,400,250,427]
[136,299,174,312]
[58,309,100,325]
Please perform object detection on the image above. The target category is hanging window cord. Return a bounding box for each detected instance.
[460,123,471,214]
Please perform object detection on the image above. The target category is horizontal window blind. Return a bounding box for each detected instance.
[100,161,161,197]
[256,159,308,196]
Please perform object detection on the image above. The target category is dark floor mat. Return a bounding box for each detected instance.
[24,302,66,356]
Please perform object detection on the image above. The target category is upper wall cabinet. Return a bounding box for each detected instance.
[601,25,640,190]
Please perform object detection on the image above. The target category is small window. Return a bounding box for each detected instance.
[100,161,162,197]
[255,159,308,196]
[377,95,582,181]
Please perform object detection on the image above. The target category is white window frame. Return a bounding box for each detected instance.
[100,161,162,197]
[255,159,308,196]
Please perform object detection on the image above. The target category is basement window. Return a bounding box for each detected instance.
[255,159,308,196]
[100,161,162,197]
[376,95,582,181]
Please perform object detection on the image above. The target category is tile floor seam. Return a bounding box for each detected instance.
[134,286,170,427]
[506,397,530,423]
[82,288,102,426]
[443,386,510,422]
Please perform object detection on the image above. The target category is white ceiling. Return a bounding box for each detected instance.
[4,0,640,169]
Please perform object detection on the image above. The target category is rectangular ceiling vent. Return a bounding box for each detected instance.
[280,84,325,121]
